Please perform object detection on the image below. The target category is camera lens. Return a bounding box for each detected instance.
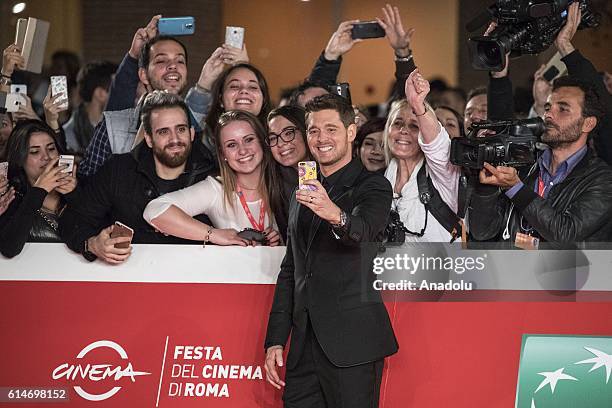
[477,42,502,67]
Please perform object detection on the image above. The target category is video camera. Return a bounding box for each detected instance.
[468,0,599,71]
[450,118,545,169]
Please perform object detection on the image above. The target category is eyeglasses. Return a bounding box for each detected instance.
[266,126,297,147]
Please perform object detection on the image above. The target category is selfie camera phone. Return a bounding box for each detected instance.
[58,155,74,174]
[4,93,26,113]
[0,162,8,179]
[225,26,245,49]
[351,21,385,40]
[10,84,27,95]
[50,76,69,110]
[111,221,134,249]
[298,161,317,191]
[238,228,267,244]
[329,82,352,105]
[158,17,195,36]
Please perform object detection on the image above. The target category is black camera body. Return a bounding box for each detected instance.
[468,0,599,71]
[450,118,545,169]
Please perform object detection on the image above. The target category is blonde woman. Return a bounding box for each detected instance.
[383,70,461,242]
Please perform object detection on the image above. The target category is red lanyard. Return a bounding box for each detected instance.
[237,187,266,231]
[537,176,546,198]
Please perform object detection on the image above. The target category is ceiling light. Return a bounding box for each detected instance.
[12,2,26,14]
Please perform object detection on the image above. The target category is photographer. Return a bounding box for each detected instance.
[467,76,612,247]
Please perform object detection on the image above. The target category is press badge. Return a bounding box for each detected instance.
[514,232,540,250]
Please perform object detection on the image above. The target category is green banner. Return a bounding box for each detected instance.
[516,335,612,407]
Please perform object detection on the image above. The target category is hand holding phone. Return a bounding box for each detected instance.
[110,221,134,249]
[225,26,245,49]
[298,161,318,191]
[351,21,385,40]
[58,155,75,174]
[50,76,69,110]
[158,17,195,36]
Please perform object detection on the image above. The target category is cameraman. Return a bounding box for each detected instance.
[467,76,612,247]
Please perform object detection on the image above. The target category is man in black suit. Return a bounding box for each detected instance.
[264,93,398,407]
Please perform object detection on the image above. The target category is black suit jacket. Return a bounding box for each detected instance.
[265,158,398,368]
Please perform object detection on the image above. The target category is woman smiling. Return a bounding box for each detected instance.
[144,110,286,246]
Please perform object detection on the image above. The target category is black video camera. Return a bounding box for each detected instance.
[450,118,545,169]
[468,0,599,71]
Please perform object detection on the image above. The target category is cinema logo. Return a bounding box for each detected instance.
[51,340,150,401]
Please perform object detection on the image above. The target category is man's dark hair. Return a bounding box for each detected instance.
[305,93,355,128]
[466,86,487,103]
[552,76,606,123]
[140,91,191,135]
[77,61,118,102]
[138,35,188,69]
[289,80,329,106]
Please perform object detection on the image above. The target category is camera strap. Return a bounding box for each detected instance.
[416,165,462,242]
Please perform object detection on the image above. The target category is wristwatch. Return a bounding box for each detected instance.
[331,210,348,229]
[82,238,97,262]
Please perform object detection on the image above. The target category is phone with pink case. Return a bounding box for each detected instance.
[50,75,69,110]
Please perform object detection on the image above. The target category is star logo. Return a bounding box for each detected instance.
[515,335,612,408]
[574,347,612,384]
[534,367,578,394]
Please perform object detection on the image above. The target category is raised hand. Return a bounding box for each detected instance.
[377,3,414,57]
[128,15,161,59]
[532,64,553,117]
[555,2,580,56]
[405,69,429,114]
[1,44,25,77]
[324,20,363,61]
[43,85,68,130]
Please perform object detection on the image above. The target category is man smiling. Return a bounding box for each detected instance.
[59,91,215,264]
[264,94,397,407]
[78,16,214,179]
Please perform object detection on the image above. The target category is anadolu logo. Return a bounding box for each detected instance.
[52,340,150,401]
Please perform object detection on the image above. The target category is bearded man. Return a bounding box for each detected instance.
[59,91,216,264]
[468,76,612,247]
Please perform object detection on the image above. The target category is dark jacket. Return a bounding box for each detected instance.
[0,186,68,258]
[307,51,417,101]
[265,158,398,368]
[468,149,612,247]
[59,141,217,258]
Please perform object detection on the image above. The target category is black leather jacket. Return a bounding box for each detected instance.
[468,149,612,248]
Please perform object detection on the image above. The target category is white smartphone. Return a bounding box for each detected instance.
[50,75,69,110]
[5,93,26,113]
[225,26,245,49]
[10,84,27,95]
[58,155,75,174]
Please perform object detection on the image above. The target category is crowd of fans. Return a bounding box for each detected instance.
[1,3,612,261]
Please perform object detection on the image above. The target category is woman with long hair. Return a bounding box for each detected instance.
[144,110,286,246]
[0,120,78,257]
[266,105,311,200]
[203,63,272,155]
[383,70,461,242]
